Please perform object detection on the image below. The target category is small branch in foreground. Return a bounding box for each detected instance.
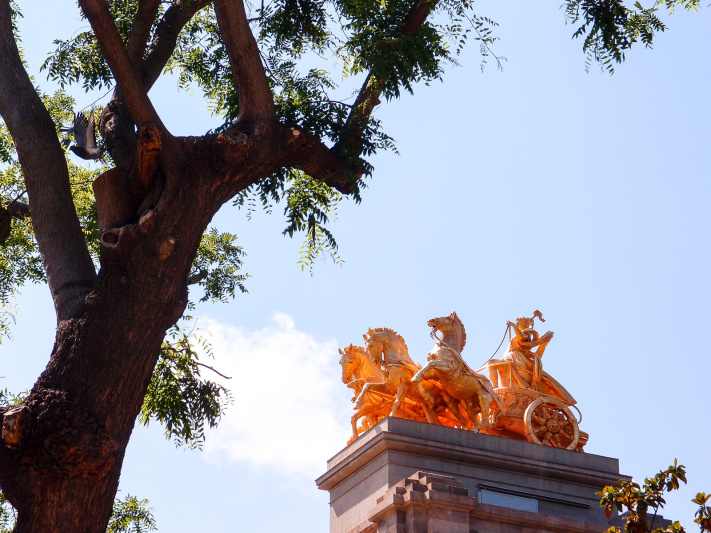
[196,362,232,380]
[162,346,232,379]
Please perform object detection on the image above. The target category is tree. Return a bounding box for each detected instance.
[598,460,711,533]
[0,0,501,531]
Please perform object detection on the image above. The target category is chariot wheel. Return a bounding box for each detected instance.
[524,398,579,450]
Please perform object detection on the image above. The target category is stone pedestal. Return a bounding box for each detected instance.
[316,417,629,533]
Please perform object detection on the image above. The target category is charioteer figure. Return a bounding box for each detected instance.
[486,310,575,405]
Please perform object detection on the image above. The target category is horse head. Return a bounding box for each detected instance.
[428,311,467,352]
[363,330,383,366]
[364,328,410,366]
[339,344,364,384]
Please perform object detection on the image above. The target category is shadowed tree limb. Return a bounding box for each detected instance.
[127,0,161,63]
[0,0,96,322]
[278,125,358,195]
[102,0,212,169]
[6,200,30,219]
[78,0,162,129]
[214,0,276,120]
[142,0,213,91]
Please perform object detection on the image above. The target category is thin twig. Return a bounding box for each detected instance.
[78,85,115,113]
[196,362,232,379]
[6,188,26,206]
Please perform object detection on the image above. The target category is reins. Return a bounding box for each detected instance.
[480,324,511,366]
[431,322,511,369]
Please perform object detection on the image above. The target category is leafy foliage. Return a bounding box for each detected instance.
[140,326,232,449]
[599,460,711,532]
[0,302,15,344]
[39,0,501,266]
[190,229,248,303]
[563,0,701,73]
[107,493,157,533]
[693,493,711,532]
[42,0,161,91]
[281,170,343,272]
[0,491,15,533]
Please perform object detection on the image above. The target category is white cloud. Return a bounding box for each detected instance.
[199,313,351,479]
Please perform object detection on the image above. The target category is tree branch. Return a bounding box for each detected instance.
[6,200,30,219]
[0,0,96,322]
[196,362,232,380]
[214,0,276,120]
[102,0,211,168]
[280,126,356,194]
[127,0,161,63]
[78,0,162,128]
[142,0,213,91]
[333,0,439,158]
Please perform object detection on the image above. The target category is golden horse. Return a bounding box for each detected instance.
[339,344,391,443]
[355,328,467,429]
[412,312,503,432]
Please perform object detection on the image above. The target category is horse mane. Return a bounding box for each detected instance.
[450,311,467,351]
[368,327,408,353]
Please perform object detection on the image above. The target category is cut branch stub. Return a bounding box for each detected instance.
[2,405,28,449]
[100,229,121,248]
[156,235,176,260]
[216,127,250,146]
[130,123,162,192]
[138,209,156,235]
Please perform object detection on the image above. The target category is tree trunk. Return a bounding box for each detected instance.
[0,144,224,531]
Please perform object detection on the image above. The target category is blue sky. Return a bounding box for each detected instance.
[3,1,710,531]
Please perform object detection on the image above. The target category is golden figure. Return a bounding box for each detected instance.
[486,311,575,404]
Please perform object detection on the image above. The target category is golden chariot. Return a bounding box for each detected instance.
[340,310,588,452]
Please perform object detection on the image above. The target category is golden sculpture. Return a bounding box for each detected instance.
[339,344,391,442]
[412,312,502,432]
[340,311,587,451]
[340,342,459,444]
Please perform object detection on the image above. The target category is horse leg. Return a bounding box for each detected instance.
[477,394,493,431]
[440,390,469,429]
[389,382,409,418]
[421,401,441,425]
[460,399,483,432]
[350,408,364,444]
[411,363,430,383]
[354,382,373,408]
[417,378,439,406]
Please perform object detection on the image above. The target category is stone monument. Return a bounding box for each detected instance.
[319,311,630,532]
